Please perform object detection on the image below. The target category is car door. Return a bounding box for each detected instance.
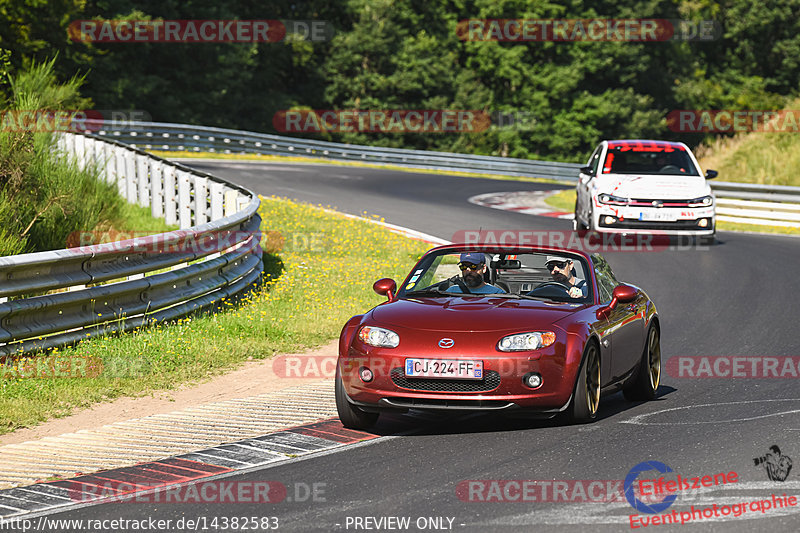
[591,254,645,381]
[578,144,603,223]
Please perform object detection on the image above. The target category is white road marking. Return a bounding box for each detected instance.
[620,399,800,425]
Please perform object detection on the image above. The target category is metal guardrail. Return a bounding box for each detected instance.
[89,121,800,228]
[90,121,583,181]
[0,132,264,357]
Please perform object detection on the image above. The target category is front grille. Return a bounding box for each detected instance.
[628,199,694,208]
[381,398,512,409]
[600,219,707,230]
[390,367,500,392]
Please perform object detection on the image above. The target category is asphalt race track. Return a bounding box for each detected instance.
[44,161,800,532]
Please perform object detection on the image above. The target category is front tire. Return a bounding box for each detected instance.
[568,342,601,423]
[573,200,588,231]
[335,372,378,430]
[623,324,661,401]
[586,205,597,233]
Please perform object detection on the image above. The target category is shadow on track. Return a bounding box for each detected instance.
[359,385,677,437]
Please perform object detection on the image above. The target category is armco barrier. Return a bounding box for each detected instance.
[90,121,582,181]
[0,132,263,357]
[88,121,800,228]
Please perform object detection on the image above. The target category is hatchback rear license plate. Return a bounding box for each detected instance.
[404,358,483,379]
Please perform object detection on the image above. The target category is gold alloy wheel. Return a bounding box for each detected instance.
[585,345,601,415]
[648,327,661,391]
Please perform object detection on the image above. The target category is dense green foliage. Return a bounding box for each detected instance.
[0,59,172,255]
[2,0,799,162]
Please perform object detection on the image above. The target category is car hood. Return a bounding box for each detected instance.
[370,297,583,332]
[597,174,710,199]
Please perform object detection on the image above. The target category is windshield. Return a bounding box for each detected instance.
[398,250,593,304]
[601,144,699,176]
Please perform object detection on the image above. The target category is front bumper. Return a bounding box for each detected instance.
[338,347,575,413]
[593,203,715,235]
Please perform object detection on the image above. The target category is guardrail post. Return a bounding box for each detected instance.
[163,165,178,226]
[84,137,95,171]
[125,149,137,203]
[150,160,164,219]
[224,190,239,217]
[74,135,86,169]
[114,146,126,197]
[136,154,150,208]
[210,182,224,221]
[177,171,192,228]
[100,142,114,184]
[194,176,208,225]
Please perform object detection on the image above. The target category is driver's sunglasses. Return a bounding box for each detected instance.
[458,262,482,271]
[546,261,568,271]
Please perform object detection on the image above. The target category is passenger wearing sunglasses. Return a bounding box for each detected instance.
[545,255,587,299]
[445,253,506,294]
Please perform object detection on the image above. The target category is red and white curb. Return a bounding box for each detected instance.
[469,191,574,219]
[0,418,378,519]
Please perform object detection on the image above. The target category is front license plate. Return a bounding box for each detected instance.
[404,358,483,380]
[639,210,676,222]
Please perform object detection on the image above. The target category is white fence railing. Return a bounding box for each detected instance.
[0,132,263,357]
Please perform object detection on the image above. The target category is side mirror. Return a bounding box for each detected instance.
[596,284,638,319]
[705,169,718,180]
[613,284,638,303]
[373,278,397,301]
[580,166,593,176]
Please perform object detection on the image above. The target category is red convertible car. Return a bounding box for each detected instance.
[336,245,661,429]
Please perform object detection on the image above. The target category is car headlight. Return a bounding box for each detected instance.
[598,193,628,205]
[688,195,714,207]
[497,331,556,352]
[358,326,400,348]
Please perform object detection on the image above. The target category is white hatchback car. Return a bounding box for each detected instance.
[574,140,717,241]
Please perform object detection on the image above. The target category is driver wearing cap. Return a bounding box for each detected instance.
[445,252,505,294]
[545,256,588,299]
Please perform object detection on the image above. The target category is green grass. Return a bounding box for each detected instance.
[0,197,431,433]
[695,99,800,187]
[544,189,800,236]
[544,189,576,213]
